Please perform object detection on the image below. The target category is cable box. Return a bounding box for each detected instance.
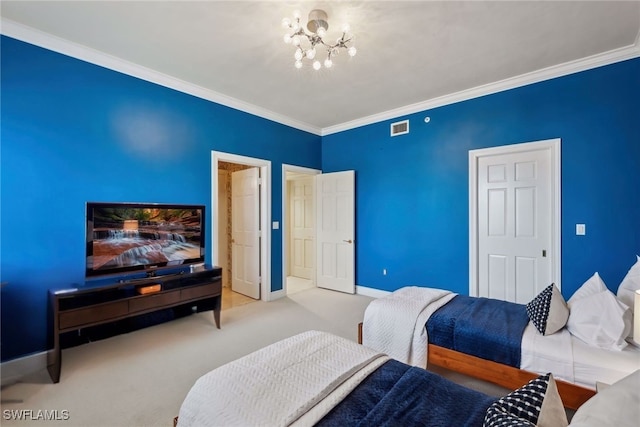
[136,284,161,295]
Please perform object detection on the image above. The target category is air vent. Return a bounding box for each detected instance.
[390,120,409,137]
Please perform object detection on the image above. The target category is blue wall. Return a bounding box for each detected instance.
[2,35,639,363]
[0,36,321,361]
[323,58,640,299]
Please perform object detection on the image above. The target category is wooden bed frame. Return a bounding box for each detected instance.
[357,322,595,410]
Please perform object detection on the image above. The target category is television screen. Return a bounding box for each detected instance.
[86,202,205,278]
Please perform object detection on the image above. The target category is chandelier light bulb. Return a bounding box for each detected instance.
[306,48,316,59]
[282,17,291,28]
[293,10,301,19]
[342,23,351,33]
[313,60,322,70]
[294,49,303,61]
[317,27,326,37]
[295,60,303,69]
[283,34,292,44]
[292,35,301,46]
[348,46,357,57]
[324,58,333,68]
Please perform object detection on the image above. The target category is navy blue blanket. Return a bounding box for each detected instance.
[426,295,529,367]
[317,359,495,426]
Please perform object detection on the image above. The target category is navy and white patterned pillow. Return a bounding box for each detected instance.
[484,406,535,426]
[484,373,568,427]
[526,284,569,336]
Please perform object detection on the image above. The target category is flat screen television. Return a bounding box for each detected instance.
[85,202,205,278]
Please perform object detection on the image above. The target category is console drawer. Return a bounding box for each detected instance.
[181,282,221,301]
[59,301,128,330]
[129,290,181,313]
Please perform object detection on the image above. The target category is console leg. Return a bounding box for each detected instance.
[213,295,221,329]
[47,346,61,384]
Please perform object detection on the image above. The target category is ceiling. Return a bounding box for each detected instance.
[2,1,639,135]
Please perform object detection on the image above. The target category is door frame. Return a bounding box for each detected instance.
[212,151,272,301]
[468,138,561,297]
[281,164,321,295]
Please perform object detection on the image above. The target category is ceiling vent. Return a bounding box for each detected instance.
[390,120,409,137]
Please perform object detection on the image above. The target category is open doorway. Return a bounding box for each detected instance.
[212,152,272,306]
[282,164,321,296]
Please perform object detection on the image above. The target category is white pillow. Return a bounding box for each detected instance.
[566,289,631,351]
[570,370,640,427]
[617,255,640,313]
[568,272,607,306]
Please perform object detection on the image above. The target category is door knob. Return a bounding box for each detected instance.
[343,239,353,244]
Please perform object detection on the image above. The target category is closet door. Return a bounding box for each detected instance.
[316,171,355,294]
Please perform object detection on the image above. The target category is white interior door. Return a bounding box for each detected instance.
[217,170,230,288]
[477,146,553,303]
[231,167,260,299]
[315,170,355,294]
[290,176,314,280]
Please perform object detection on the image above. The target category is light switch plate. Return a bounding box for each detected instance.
[272,221,279,230]
[576,224,586,235]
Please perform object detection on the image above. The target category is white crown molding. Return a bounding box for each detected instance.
[322,40,640,136]
[0,18,323,136]
[2,18,638,138]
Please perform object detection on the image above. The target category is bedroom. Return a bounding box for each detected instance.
[1,1,639,424]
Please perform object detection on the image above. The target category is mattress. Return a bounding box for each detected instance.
[520,323,640,389]
[571,335,640,388]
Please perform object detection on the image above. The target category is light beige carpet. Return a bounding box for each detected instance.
[0,288,374,427]
[1,286,527,427]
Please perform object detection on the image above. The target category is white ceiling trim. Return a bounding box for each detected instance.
[1,18,323,136]
[2,18,639,138]
[322,39,640,136]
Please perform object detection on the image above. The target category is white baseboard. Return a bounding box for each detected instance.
[267,289,286,301]
[356,286,391,299]
[1,351,48,386]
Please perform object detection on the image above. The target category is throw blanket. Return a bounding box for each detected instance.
[177,331,389,427]
[426,295,530,367]
[362,286,455,366]
[317,359,497,427]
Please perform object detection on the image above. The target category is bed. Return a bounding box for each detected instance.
[359,285,640,410]
[177,330,639,427]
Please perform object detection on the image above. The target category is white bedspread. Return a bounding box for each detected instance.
[177,330,389,427]
[362,286,455,367]
[521,322,640,389]
[521,322,575,384]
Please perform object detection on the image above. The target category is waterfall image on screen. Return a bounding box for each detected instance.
[90,207,202,272]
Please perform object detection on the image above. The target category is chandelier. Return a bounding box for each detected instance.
[282,9,357,70]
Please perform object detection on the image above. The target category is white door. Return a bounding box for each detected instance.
[315,171,355,294]
[231,167,260,299]
[217,171,230,288]
[475,144,556,303]
[290,177,314,280]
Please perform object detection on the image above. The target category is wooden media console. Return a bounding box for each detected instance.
[48,266,222,383]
